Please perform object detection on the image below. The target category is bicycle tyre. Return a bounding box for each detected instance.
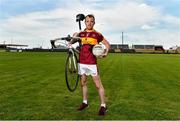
[65,52,79,92]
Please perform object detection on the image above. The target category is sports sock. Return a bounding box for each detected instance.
[83,100,88,104]
[101,103,106,108]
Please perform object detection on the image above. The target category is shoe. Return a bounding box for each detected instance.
[77,103,89,111]
[98,106,108,115]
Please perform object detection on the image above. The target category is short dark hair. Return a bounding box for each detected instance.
[85,14,95,22]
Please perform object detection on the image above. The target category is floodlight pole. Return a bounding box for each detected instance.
[121,31,124,51]
[122,32,124,47]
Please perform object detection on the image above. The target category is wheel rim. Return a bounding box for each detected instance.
[65,53,79,92]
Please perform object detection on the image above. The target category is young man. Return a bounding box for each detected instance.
[71,14,110,115]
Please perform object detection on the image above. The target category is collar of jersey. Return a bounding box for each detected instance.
[84,29,95,32]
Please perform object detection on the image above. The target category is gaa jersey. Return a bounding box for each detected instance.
[79,29,104,64]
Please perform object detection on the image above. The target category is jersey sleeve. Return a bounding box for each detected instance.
[98,33,104,43]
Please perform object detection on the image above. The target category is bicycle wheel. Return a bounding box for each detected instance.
[65,52,79,92]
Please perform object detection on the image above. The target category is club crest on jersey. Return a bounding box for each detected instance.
[86,33,90,37]
[92,34,96,38]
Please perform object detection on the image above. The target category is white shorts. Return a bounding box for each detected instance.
[78,63,98,76]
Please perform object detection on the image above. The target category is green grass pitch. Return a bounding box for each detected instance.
[0,52,180,120]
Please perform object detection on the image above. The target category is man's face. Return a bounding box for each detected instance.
[85,16,95,30]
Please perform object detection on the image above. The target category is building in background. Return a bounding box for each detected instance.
[132,45,164,53]
[0,43,28,52]
[168,46,180,54]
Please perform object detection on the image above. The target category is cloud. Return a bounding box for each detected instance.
[141,24,155,30]
[0,7,78,44]
[94,1,160,31]
[0,0,180,49]
[163,15,180,26]
[128,30,180,49]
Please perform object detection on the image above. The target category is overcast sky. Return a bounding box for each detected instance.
[0,0,180,49]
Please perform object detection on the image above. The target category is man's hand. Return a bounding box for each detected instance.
[98,51,108,58]
[101,52,108,58]
[67,43,72,48]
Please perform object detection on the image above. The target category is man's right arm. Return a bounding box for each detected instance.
[69,32,80,44]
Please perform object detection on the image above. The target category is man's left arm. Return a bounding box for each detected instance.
[101,38,110,57]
